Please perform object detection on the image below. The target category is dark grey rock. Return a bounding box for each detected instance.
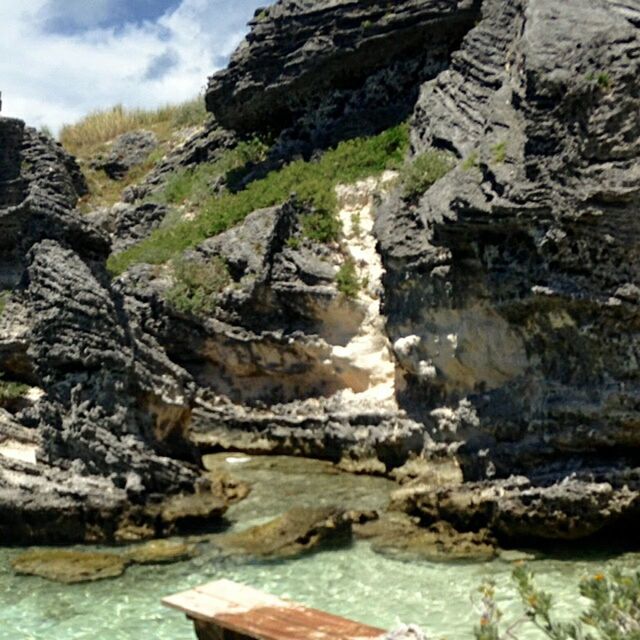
[92,129,158,180]
[206,0,481,135]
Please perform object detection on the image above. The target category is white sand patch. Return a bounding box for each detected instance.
[0,440,37,464]
[331,171,399,408]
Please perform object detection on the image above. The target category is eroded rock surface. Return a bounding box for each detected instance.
[12,550,128,584]
[206,0,481,137]
[356,512,496,562]
[372,0,640,541]
[0,119,228,543]
[3,0,640,549]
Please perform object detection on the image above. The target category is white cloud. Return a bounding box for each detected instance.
[0,0,263,133]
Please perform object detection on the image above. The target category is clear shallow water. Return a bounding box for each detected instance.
[2,456,639,640]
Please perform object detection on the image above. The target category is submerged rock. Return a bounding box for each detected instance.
[356,513,496,562]
[124,539,197,565]
[213,506,358,559]
[12,550,128,584]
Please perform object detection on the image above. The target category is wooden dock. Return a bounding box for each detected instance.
[162,579,386,640]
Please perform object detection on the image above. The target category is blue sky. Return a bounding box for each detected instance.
[0,0,265,131]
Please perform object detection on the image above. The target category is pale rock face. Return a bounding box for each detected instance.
[332,172,400,408]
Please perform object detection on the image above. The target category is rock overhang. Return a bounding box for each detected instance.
[205,0,483,134]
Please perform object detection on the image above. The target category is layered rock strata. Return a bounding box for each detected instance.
[0,119,226,543]
[374,0,640,540]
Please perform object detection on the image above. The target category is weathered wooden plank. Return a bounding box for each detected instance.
[162,580,385,640]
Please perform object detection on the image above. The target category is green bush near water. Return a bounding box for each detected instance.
[474,565,640,640]
[107,124,409,275]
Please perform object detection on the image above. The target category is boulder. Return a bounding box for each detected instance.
[206,0,481,135]
[356,513,496,562]
[12,549,128,584]
[92,129,158,180]
[391,477,640,542]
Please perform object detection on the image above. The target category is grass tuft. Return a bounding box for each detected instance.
[400,149,456,200]
[491,141,507,164]
[60,98,207,158]
[108,124,409,275]
[336,259,362,298]
[0,374,29,407]
[462,151,480,171]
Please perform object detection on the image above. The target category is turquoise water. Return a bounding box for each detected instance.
[2,456,638,640]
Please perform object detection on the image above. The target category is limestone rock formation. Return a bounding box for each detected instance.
[0,119,229,543]
[2,0,640,549]
[206,0,481,136]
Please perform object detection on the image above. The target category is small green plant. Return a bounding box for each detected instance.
[474,565,640,640]
[286,237,301,250]
[165,256,231,316]
[596,72,612,90]
[336,258,361,298]
[400,149,456,200]
[0,373,29,407]
[586,71,613,91]
[492,141,507,164]
[362,19,374,29]
[351,212,362,238]
[0,292,9,316]
[462,151,480,171]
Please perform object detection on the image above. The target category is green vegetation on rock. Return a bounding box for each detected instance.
[0,374,29,407]
[491,141,507,164]
[400,148,456,200]
[108,124,409,275]
[336,258,361,298]
[462,151,480,171]
[0,292,8,316]
[165,256,231,316]
[158,138,269,207]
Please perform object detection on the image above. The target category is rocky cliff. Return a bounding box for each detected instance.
[1,0,639,546]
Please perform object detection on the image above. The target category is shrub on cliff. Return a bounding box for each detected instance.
[108,124,409,274]
[0,374,29,408]
[336,258,361,298]
[165,256,231,316]
[400,149,456,201]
